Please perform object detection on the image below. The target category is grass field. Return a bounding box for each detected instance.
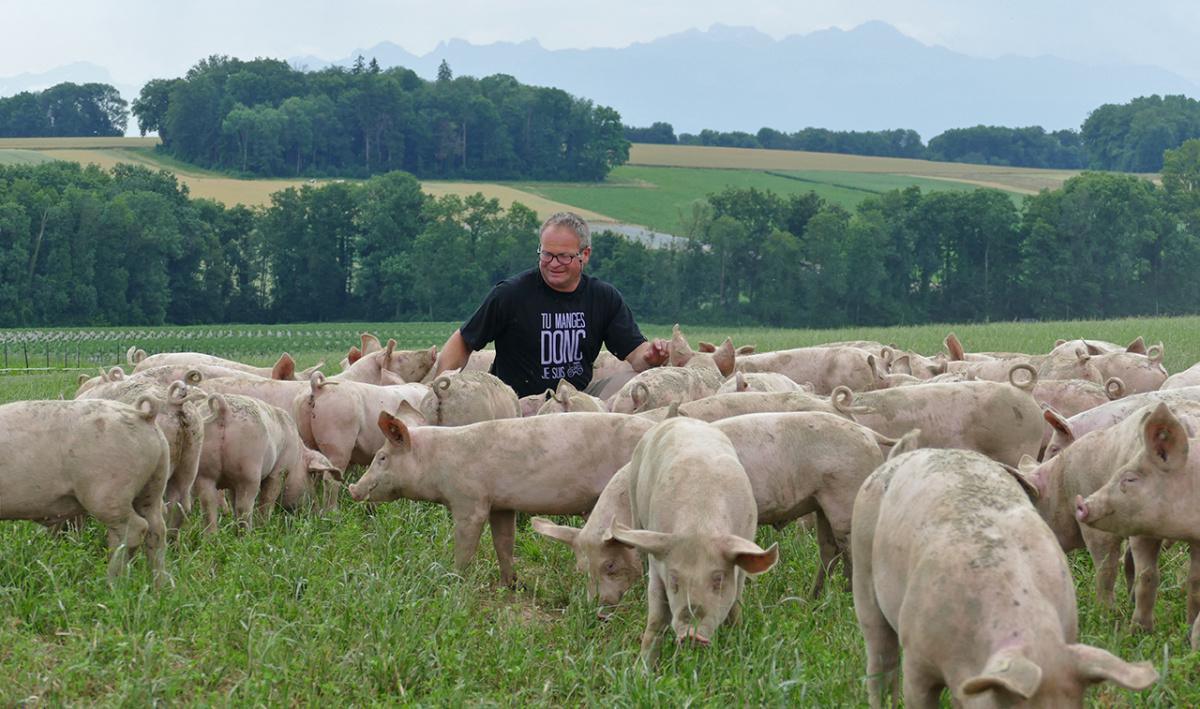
[2,317,1200,703]
[0,137,1110,232]
[520,165,985,234]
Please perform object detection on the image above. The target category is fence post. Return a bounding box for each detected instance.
[45,342,50,368]
[3,342,6,369]
[23,341,29,369]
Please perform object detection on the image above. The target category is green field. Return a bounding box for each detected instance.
[1,138,1057,234]
[517,165,993,234]
[1,318,1200,703]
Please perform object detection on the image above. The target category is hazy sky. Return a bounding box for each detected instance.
[3,0,1199,84]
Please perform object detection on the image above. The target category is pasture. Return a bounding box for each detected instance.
[2,317,1200,704]
[0,137,1115,234]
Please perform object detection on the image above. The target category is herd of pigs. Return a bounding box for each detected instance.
[11,325,1200,704]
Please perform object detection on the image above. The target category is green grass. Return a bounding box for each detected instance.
[0,149,54,166]
[2,317,1200,703]
[516,165,1012,234]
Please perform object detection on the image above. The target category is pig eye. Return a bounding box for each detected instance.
[1120,473,1138,488]
[603,560,617,575]
[711,571,725,590]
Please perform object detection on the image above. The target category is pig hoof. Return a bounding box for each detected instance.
[676,630,711,647]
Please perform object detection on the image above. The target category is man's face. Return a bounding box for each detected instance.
[538,224,590,293]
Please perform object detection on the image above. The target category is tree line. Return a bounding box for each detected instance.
[130,56,628,181]
[5,142,1200,329]
[0,82,128,138]
[627,94,1200,172]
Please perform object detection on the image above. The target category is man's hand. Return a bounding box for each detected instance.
[627,338,669,373]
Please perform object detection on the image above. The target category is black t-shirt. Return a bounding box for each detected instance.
[459,268,646,397]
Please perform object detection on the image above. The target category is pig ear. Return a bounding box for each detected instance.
[735,344,756,355]
[697,341,716,353]
[960,649,1043,700]
[1074,347,1091,364]
[721,537,779,575]
[1125,336,1147,355]
[887,429,922,460]
[1017,454,1039,476]
[346,346,363,365]
[361,332,382,354]
[712,338,736,377]
[76,373,89,386]
[377,411,413,448]
[945,332,966,361]
[1068,644,1158,690]
[631,382,651,412]
[1054,338,1067,348]
[531,517,580,546]
[384,338,397,361]
[891,353,912,375]
[999,462,1040,502]
[556,378,578,396]
[394,400,428,427]
[1141,402,1188,472]
[668,324,692,366]
[607,522,673,557]
[1082,340,1106,356]
[1043,407,1075,443]
[272,353,296,380]
[735,371,748,392]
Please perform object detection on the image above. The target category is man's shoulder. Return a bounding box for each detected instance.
[580,273,624,304]
[490,268,541,297]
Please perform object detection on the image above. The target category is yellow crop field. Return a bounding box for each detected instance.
[628,143,1092,194]
[2,138,607,217]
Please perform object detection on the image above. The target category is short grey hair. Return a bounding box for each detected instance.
[540,211,590,249]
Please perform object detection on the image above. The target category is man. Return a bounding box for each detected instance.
[435,211,668,397]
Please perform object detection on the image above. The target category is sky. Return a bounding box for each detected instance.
[2,0,1199,85]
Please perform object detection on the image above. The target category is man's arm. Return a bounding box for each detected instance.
[624,338,669,373]
[436,329,473,375]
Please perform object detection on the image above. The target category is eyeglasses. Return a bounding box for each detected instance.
[536,249,585,265]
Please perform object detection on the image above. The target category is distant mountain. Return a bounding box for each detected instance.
[293,21,1200,139]
[0,61,113,95]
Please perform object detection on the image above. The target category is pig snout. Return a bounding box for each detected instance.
[349,481,372,502]
[1074,494,1089,523]
[676,628,711,647]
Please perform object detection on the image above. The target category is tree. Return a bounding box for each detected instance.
[437,60,453,83]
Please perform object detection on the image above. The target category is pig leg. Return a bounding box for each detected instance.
[311,438,353,511]
[488,509,517,587]
[1081,528,1122,608]
[900,658,942,709]
[639,565,670,666]
[256,470,284,527]
[231,473,259,532]
[132,494,167,588]
[1128,536,1163,632]
[450,505,489,576]
[98,507,148,583]
[811,510,839,598]
[194,476,222,535]
[852,559,898,707]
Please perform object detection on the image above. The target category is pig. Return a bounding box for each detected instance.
[195,393,338,531]
[852,440,1157,708]
[735,345,885,394]
[349,412,656,586]
[715,370,803,394]
[79,378,208,530]
[639,389,852,423]
[1041,385,1200,461]
[1051,336,1147,357]
[1031,377,1125,457]
[609,330,735,414]
[337,339,437,385]
[607,417,778,663]
[518,390,552,417]
[1021,400,1200,630]
[531,464,642,618]
[192,375,311,417]
[294,372,437,481]
[1074,402,1200,648]
[833,363,1043,466]
[129,363,257,386]
[422,348,496,383]
[945,354,1044,382]
[535,411,886,614]
[1037,347,1104,383]
[1163,361,1200,390]
[1086,345,1167,394]
[430,370,521,425]
[75,366,127,396]
[0,397,170,584]
[886,350,948,379]
[133,350,308,380]
[536,379,608,414]
[943,332,1028,361]
[339,332,384,369]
